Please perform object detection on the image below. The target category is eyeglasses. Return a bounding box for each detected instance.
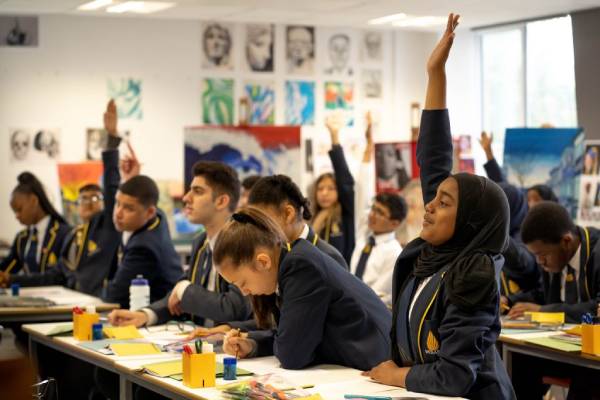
[77,194,103,205]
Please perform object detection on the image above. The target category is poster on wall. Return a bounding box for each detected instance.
[202,78,234,125]
[57,162,103,225]
[578,140,600,226]
[184,126,301,191]
[9,128,60,163]
[107,78,142,120]
[374,142,413,194]
[504,127,583,217]
[86,128,131,160]
[360,31,383,63]
[324,81,354,126]
[322,30,354,76]
[201,21,234,70]
[286,25,315,75]
[0,16,38,47]
[244,81,275,125]
[285,80,315,126]
[244,24,274,72]
[361,69,382,99]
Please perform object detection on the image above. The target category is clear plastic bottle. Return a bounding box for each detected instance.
[129,274,150,310]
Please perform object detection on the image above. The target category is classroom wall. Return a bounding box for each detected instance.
[0,15,437,240]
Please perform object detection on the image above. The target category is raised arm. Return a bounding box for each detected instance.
[479,131,506,183]
[102,99,121,229]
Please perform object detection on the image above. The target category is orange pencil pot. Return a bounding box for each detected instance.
[73,306,100,341]
[581,324,600,356]
[182,352,216,388]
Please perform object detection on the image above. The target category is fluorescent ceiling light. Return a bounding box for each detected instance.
[78,0,113,10]
[393,16,447,28]
[106,1,175,14]
[368,13,407,25]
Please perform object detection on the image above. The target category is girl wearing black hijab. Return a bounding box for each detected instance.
[363,14,515,399]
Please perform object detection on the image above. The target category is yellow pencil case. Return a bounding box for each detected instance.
[73,312,99,341]
[581,324,600,356]
[182,352,216,388]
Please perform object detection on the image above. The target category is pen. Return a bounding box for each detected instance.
[344,395,392,400]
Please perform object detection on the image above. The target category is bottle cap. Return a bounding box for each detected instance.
[131,275,148,285]
[223,357,237,365]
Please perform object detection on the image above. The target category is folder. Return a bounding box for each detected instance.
[524,312,565,324]
[110,343,161,356]
[103,325,143,339]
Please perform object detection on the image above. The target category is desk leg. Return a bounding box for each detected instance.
[28,335,40,380]
[502,343,512,379]
[119,375,133,400]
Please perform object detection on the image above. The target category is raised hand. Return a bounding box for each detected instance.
[120,141,141,182]
[479,131,494,160]
[427,13,460,74]
[104,99,118,136]
[325,113,344,145]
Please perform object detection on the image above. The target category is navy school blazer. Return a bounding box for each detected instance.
[104,210,182,308]
[390,109,515,399]
[146,232,251,326]
[249,239,391,370]
[10,149,121,297]
[1,216,71,275]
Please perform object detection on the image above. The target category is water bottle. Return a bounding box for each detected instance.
[129,275,150,310]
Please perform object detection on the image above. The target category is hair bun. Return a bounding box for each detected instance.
[17,171,36,185]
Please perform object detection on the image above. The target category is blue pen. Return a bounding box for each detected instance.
[582,313,594,324]
[344,396,392,400]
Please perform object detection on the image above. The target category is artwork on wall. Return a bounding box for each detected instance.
[86,128,130,160]
[184,125,301,190]
[324,81,354,126]
[374,142,413,194]
[0,16,38,47]
[244,24,274,72]
[244,81,275,125]
[362,69,382,99]
[202,78,234,125]
[57,161,103,225]
[201,22,234,70]
[107,78,142,120]
[322,31,354,76]
[504,127,583,217]
[579,140,600,226]
[360,31,383,62]
[286,25,315,75]
[9,128,60,163]
[285,80,315,126]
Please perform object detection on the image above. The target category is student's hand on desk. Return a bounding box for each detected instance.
[0,271,10,288]
[426,13,460,75]
[185,324,232,340]
[223,330,252,359]
[107,309,148,327]
[167,289,183,316]
[508,302,541,318]
[362,360,408,387]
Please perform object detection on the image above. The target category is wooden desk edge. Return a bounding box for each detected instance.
[0,303,119,315]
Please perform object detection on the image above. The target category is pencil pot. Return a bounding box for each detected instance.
[182,352,216,388]
[73,313,100,341]
[581,324,600,356]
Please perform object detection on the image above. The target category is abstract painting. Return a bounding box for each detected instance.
[244,81,275,125]
[107,78,142,120]
[285,81,315,126]
[202,78,234,125]
[324,81,354,126]
[57,162,103,225]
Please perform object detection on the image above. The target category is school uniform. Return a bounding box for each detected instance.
[142,232,251,326]
[538,225,600,323]
[249,239,391,370]
[104,210,182,309]
[317,144,355,265]
[10,149,121,297]
[0,214,71,275]
[389,109,515,399]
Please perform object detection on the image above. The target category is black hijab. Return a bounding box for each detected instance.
[499,182,528,239]
[528,184,558,203]
[414,173,509,310]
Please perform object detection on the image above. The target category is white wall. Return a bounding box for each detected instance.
[0,14,441,240]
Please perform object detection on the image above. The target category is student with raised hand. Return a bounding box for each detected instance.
[363,14,515,399]
[508,201,600,322]
[217,206,391,370]
[310,114,355,264]
[1,100,124,296]
[0,172,71,277]
[107,161,251,327]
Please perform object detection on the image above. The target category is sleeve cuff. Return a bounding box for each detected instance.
[175,280,192,301]
[141,308,158,326]
[106,135,122,150]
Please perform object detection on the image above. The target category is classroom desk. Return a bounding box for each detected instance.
[0,286,119,323]
[499,329,600,378]
[24,322,465,400]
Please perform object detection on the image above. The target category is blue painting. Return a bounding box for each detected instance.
[244,82,275,125]
[503,127,583,216]
[107,78,142,119]
[285,81,315,126]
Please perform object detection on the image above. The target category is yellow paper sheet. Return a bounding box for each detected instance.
[525,312,565,324]
[110,343,161,356]
[525,337,581,352]
[565,324,582,336]
[103,325,143,339]
[142,360,182,377]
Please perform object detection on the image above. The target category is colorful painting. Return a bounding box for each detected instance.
[107,78,142,120]
[504,127,583,216]
[579,140,600,227]
[324,81,354,126]
[202,78,234,125]
[374,142,413,194]
[285,81,315,126]
[244,81,275,125]
[57,162,104,225]
[184,126,301,191]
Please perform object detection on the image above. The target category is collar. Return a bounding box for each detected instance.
[122,231,133,246]
[299,224,310,240]
[33,215,51,239]
[207,231,220,251]
[372,231,397,246]
[567,241,581,273]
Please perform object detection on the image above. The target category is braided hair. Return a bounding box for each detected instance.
[13,172,66,224]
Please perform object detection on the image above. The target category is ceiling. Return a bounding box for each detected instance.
[0,0,599,30]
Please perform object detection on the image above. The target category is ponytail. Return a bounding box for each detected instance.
[248,175,312,221]
[14,172,66,224]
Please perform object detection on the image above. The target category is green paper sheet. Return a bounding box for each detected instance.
[525,337,582,352]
